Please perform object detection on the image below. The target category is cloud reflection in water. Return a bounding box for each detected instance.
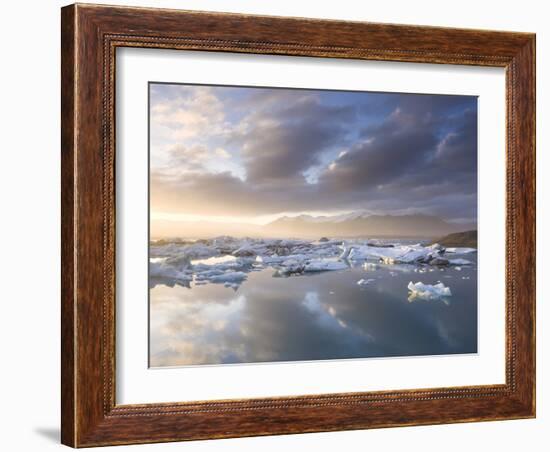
[150,263,477,367]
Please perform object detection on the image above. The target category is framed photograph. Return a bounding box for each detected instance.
[61,3,536,447]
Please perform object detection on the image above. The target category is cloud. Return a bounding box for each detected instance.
[229,94,356,184]
[432,109,477,173]
[318,107,438,192]
[167,144,210,172]
[150,85,228,141]
[315,104,477,220]
[149,84,478,222]
[215,147,231,159]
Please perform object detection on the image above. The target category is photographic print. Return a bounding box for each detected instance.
[148,83,478,367]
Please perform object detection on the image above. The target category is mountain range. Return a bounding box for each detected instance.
[264,212,474,238]
[152,211,475,239]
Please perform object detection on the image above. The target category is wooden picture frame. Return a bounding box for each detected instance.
[61,3,535,447]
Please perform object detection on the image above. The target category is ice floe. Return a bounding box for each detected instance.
[149,261,193,288]
[303,260,348,272]
[445,247,477,254]
[149,236,476,290]
[448,258,473,266]
[407,281,452,301]
[339,243,444,265]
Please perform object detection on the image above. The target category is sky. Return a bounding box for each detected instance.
[149,83,477,227]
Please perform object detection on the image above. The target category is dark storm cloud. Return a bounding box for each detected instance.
[432,109,477,173]
[314,102,477,220]
[319,108,439,192]
[229,95,356,184]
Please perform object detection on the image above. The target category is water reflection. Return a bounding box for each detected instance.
[150,258,477,367]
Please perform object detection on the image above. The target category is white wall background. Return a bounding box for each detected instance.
[0,1,546,450]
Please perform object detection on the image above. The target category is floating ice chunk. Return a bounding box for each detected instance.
[338,242,443,265]
[164,254,194,269]
[150,257,167,264]
[206,271,248,284]
[338,242,474,267]
[181,243,219,259]
[192,259,253,280]
[303,260,348,272]
[428,243,445,252]
[149,261,192,287]
[150,236,474,289]
[191,254,236,266]
[366,241,394,248]
[232,245,257,257]
[339,245,354,260]
[281,258,303,267]
[448,258,472,266]
[352,245,437,265]
[256,254,281,264]
[257,253,308,264]
[445,247,477,254]
[278,258,305,275]
[407,281,452,300]
[429,257,449,266]
[357,278,376,286]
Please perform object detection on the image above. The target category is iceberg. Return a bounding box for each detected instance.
[445,247,477,254]
[277,258,306,275]
[427,243,445,252]
[448,258,473,266]
[148,236,476,289]
[164,253,193,268]
[258,253,309,265]
[303,260,348,272]
[407,281,452,301]
[340,243,441,265]
[205,271,248,284]
[232,245,257,257]
[149,261,193,287]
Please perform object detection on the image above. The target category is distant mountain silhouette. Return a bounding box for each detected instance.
[151,212,475,239]
[264,213,475,238]
[431,230,477,248]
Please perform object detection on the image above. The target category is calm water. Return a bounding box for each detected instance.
[149,256,477,367]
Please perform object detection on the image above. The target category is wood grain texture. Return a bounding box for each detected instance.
[60,3,536,447]
[60,5,76,447]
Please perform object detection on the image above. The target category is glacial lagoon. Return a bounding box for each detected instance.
[149,237,477,367]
